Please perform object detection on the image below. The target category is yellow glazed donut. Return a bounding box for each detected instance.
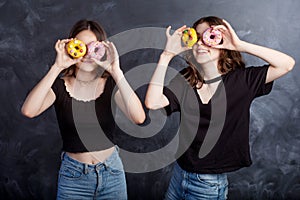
[66,39,87,58]
[182,28,198,47]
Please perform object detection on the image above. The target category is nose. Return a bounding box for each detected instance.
[194,33,202,45]
[195,37,205,46]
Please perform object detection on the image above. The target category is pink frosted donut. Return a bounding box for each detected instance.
[86,41,105,60]
[202,28,222,47]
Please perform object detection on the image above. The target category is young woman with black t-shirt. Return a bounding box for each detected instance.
[145,16,295,199]
[21,20,145,199]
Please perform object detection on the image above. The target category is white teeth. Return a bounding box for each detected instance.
[197,49,208,53]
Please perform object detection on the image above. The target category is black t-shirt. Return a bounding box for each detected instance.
[163,65,273,174]
[51,76,117,153]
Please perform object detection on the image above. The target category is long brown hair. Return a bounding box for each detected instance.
[61,19,110,78]
[184,16,245,89]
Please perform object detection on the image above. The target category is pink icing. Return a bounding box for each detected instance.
[202,28,222,47]
[86,41,106,60]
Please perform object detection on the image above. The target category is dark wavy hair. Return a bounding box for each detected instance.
[61,19,110,78]
[184,16,245,89]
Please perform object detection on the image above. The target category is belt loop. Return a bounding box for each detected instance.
[60,152,65,161]
[84,164,88,174]
[115,145,120,153]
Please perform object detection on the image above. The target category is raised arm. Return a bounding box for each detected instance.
[92,41,146,124]
[144,51,173,110]
[21,39,81,118]
[145,25,189,110]
[237,42,295,83]
[213,20,295,83]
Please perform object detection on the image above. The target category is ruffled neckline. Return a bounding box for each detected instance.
[61,77,105,102]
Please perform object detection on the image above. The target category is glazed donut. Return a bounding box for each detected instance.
[202,28,222,47]
[182,28,198,47]
[86,41,106,61]
[66,39,87,58]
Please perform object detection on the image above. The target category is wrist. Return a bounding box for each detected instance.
[236,41,249,52]
[161,51,175,60]
[162,50,175,57]
[110,69,124,82]
[51,63,64,73]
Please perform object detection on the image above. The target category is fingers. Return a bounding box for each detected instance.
[212,25,227,32]
[91,57,101,65]
[61,38,73,43]
[101,40,109,47]
[101,40,114,49]
[104,41,116,49]
[176,25,187,33]
[211,19,234,36]
[91,57,110,71]
[55,40,60,50]
[166,26,171,37]
[101,42,111,57]
[108,41,118,53]
[166,25,187,37]
[94,41,119,68]
[223,20,238,40]
[55,39,65,52]
[211,44,223,49]
[222,19,234,31]
[55,38,72,52]
[73,57,83,64]
[102,41,119,57]
[174,25,186,37]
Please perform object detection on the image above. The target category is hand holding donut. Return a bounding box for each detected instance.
[164,25,190,56]
[66,39,87,58]
[92,41,121,75]
[202,28,223,47]
[212,19,243,51]
[86,41,105,61]
[182,28,198,47]
[54,39,82,70]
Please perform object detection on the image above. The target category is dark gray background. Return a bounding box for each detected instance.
[1,0,300,199]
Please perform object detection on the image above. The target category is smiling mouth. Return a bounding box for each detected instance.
[82,58,94,63]
[196,49,209,53]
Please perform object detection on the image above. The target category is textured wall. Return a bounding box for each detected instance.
[0,0,299,199]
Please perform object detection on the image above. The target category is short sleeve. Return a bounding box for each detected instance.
[163,86,180,115]
[107,76,117,114]
[51,78,64,103]
[244,65,273,98]
[163,69,189,115]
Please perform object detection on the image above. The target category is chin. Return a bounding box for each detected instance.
[194,54,219,65]
[76,63,98,72]
[195,56,212,64]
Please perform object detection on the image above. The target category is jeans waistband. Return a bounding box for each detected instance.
[61,145,121,172]
[175,162,227,180]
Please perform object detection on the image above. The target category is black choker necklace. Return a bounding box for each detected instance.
[203,76,222,84]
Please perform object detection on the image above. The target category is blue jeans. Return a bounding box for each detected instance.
[165,163,228,200]
[56,146,127,200]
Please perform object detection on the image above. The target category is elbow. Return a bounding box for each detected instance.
[133,114,146,125]
[22,111,35,119]
[145,95,163,110]
[144,99,152,109]
[145,99,164,110]
[21,107,36,118]
[287,57,296,72]
[145,99,157,110]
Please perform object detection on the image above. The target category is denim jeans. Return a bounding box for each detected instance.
[56,146,127,200]
[165,163,228,200]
